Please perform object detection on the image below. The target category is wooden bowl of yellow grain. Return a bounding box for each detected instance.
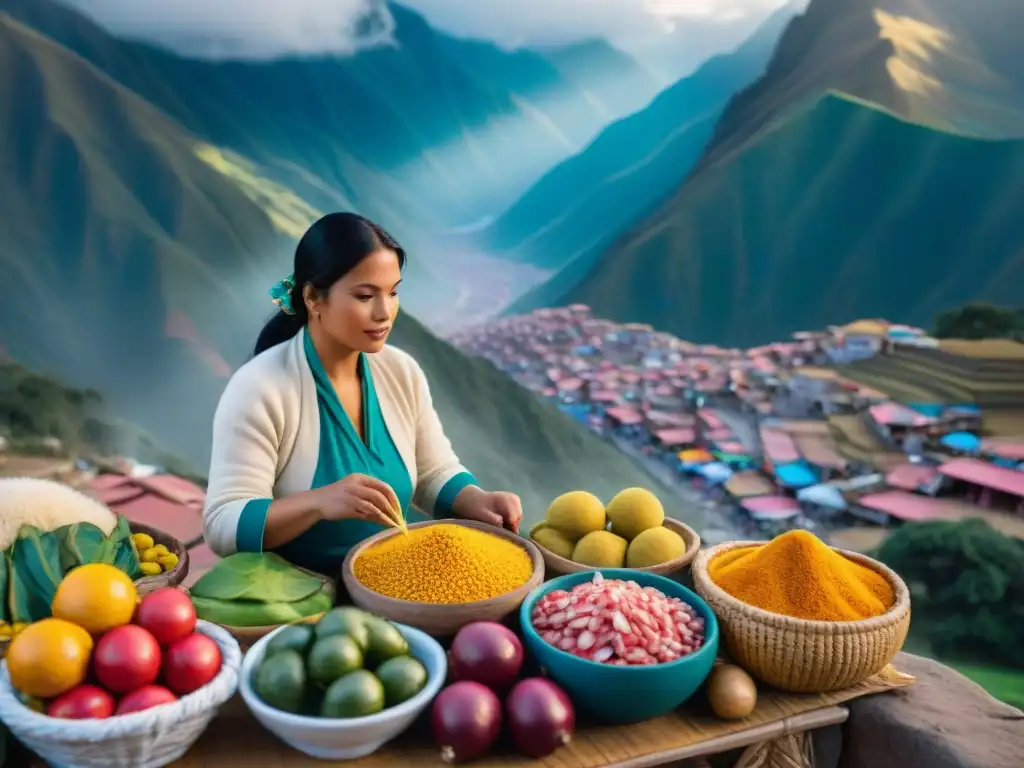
[341,519,544,637]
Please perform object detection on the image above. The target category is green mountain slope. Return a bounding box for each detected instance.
[388,313,689,524]
[523,93,1024,346]
[0,12,290,463]
[697,0,1024,176]
[509,0,1024,345]
[1,0,638,231]
[485,2,797,274]
[0,11,686,520]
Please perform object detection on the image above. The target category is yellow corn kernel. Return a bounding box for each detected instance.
[156,553,179,571]
[140,547,161,563]
[151,544,170,556]
[139,562,163,576]
[131,533,155,551]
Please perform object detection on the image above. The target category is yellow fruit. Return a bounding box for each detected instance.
[139,561,162,576]
[0,625,10,640]
[52,563,138,634]
[140,547,160,563]
[530,524,575,559]
[7,618,92,698]
[572,531,627,568]
[546,491,606,541]
[157,553,179,570]
[11,622,27,636]
[131,532,155,551]
[606,488,665,541]
[626,526,686,568]
[152,544,169,556]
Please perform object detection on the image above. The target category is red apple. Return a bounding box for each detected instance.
[115,685,178,715]
[135,588,197,646]
[93,625,162,693]
[163,632,222,696]
[47,685,115,720]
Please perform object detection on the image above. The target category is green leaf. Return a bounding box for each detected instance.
[7,543,44,624]
[190,552,323,603]
[10,525,63,622]
[113,536,143,579]
[0,552,8,624]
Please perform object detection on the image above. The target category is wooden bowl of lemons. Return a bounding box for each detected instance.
[528,489,701,578]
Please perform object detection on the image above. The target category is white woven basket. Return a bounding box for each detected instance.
[0,620,241,768]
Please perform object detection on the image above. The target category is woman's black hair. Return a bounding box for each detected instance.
[254,213,406,356]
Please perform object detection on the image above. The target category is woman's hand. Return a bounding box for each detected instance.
[454,486,523,534]
[315,474,402,528]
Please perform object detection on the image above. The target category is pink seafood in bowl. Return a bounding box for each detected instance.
[530,572,705,666]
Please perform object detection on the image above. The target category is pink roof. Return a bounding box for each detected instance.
[982,440,1024,461]
[857,490,960,522]
[541,387,557,397]
[717,441,747,454]
[706,428,734,441]
[698,409,723,429]
[653,428,697,446]
[606,406,644,426]
[558,378,584,392]
[590,390,619,402]
[939,458,1024,497]
[869,402,936,427]
[742,496,801,513]
[760,428,801,464]
[886,464,939,492]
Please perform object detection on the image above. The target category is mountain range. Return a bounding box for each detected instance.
[0,0,661,237]
[507,0,1024,346]
[0,0,692,517]
[481,1,800,275]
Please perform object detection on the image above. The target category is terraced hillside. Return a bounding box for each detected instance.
[826,414,905,471]
[835,343,1024,434]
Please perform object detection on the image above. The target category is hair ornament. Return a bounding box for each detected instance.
[269,275,296,315]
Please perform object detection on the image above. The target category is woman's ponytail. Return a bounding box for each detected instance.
[253,311,305,356]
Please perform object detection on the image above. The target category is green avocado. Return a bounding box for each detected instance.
[265,624,315,659]
[364,616,409,667]
[253,650,306,714]
[315,607,371,650]
[321,670,385,718]
[376,655,428,707]
[306,634,364,687]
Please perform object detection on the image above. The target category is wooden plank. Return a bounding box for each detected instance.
[168,668,909,768]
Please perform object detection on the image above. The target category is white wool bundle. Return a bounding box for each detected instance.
[0,477,117,551]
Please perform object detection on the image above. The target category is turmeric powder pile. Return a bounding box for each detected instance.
[708,530,895,622]
[354,524,532,604]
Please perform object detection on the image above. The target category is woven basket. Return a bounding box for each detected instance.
[131,522,190,596]
[0,621,241,768]
[691,541,911,693]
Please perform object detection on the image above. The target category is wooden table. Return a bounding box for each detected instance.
[165,694,849,768]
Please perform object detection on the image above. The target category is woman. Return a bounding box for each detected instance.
[203,213,523,574]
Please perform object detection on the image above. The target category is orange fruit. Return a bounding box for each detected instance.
[52,563,138,634]
[7,618,93,698]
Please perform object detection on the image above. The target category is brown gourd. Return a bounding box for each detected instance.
[706,664,758,720]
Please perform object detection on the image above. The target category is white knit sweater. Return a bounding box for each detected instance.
[202,330,471,556]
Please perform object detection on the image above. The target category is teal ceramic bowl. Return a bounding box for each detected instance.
[519,569,719,724]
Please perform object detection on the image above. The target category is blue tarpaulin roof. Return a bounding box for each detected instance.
[774,461,817,489]
[908,402,944,417]
[940,432,980,452]
[695,462,733,483]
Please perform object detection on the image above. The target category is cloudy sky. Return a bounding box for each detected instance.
[62,0,793,59]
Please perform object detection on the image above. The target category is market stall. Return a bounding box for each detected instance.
[0,480,916,768]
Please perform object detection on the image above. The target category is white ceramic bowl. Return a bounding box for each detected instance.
[239,621,446,760]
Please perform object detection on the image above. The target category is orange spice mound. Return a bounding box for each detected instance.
[708,530,895,622]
